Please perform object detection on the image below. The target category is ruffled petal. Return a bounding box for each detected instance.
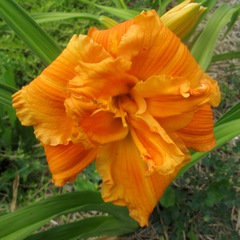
[79,110,129,145]
[96,134,175,226]
[43,142,98,186]
[176,104,216,152]
[117,10,204,85]
[133,74,221,119]
[64,97,129,145]
[67,57,137,101]
[12,35,111,145]
[128,111,190,176]
[133,75,191,98]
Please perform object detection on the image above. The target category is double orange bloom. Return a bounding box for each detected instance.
[12,10,220,226]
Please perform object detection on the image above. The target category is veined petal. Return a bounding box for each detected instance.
[40,34,110,87]
[176,104,216,152]
[157,112,194,132]
[117,10,203,85]
[12,34,111,145]
[43,142,98,186]
[88,19,134,57]
[12,77,74,145]
[96,134,176,227]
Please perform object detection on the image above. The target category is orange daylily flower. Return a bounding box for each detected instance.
[12,10,221,226]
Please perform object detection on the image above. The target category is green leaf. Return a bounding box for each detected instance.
[80,0,138,20]
[26,215,136,240]
[223,6,240,37]
[215,102,240,127]
[0,191,138,240]
[176,119,240,178]
[204,180,231,207]
[190,4,240,70]
[0,0,61,65]
[0,82,17,95]
[0,97,12,108]
[160,186,176,207]
[0,68,17,108]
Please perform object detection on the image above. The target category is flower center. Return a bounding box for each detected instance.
[117,97,128,128]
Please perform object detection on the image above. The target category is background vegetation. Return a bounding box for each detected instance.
[0,0,239,239]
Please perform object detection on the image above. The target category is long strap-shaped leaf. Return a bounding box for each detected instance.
[0,0,61,66]
[215,102,240,127]
[212,51,240,62]
[0,12,101,31]
[0,82,17,108]
[158,0,173,15]
[30,12,100,24]
[0,191,138,240]
[26,216,135,240]
[191,3,240,70]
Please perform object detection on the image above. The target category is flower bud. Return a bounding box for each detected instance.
[99,15,118,29]
[161,0,206,39]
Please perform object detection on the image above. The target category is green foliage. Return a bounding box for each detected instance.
[0,191,138,240]
[27,216,135,240]
[80,0,139,20]
[73,163,101,191]
[157,93,240,238]
[0,0,61,66]
[191,3,240,70]
[112,0,128,9]
[155,142,240,239]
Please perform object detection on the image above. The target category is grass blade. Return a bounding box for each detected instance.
[212,51,240,62]
[0,97,13,108]
[0,82,17,94]
[158,0,172,15]
[30,12,100,24]
[0,0,61,65]
[0,82,17,106]
[113,0,128,9]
